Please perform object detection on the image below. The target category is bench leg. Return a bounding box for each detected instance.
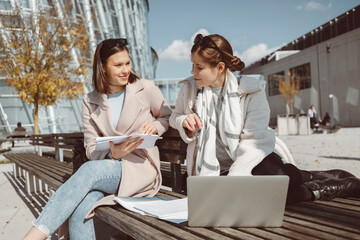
[171,163,183,193]
[13,164,21,178]
[36,179,49,193]
[35,145,42,156]
[42,181,49,193]
[49,188,55,198]
[44,183,49,193]
[13,164,25,178]
[25,171,36,195]
[55,148,64,162]
[35,178,42,193]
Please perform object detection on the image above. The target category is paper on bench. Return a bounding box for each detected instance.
[114,196,188,224]
[134,198,188,223]
[95,134,161,151]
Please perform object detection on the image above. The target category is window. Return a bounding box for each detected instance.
[0,0,12,10]
[1,14,23,29]
[289,63,311,90]
[268,71,284,96]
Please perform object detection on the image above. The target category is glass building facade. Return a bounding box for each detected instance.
[153,78,183,106]
[0,0,156,133]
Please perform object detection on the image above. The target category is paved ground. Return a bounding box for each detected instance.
[278,127,360,177]
[0,128,359,239]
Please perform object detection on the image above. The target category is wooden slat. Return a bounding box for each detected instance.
[5,154,71,185]
[158,188,186,199]
[281,221,342,240]
[222,228,290,240]
[178,227,235,240]
[161,162,186,173]
[283,215,360,239]
[5,153,71,177]
[291,201,360,226]
[6,157,63,189]
[18,153,72,172]
[159,153,183,164]
[97,206,206,240]
[96,207,177,240]
[264,227,322,240]
[313,199,360,212]
[333,198,360,207]
[285,208,360,233]
[16,155,72,182]
[117,206,206,240]
[213,228,266,240]
[42,150,74,160]
[2,137,31,141]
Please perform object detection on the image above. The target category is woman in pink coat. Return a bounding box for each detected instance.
[23,38,171,240]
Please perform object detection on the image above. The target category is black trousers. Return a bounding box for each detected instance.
[310,117,319,129]
[251,152,314,204]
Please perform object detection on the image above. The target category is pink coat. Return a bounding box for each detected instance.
[82,79,172,218]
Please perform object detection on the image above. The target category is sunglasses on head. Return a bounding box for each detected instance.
[102,38,128,49]
[194,34,223,55]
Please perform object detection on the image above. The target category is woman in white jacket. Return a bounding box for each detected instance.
[170,33,360,203]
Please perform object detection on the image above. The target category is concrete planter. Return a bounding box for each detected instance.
[277,114,311,136]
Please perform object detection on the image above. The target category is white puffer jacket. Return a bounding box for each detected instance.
[169,74,295,176]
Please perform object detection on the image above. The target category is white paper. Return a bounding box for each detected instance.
[134,198,188,218]
[114,196,188,224]
[95,134,161,151]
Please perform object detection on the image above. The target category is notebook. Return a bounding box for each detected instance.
[187,175,289,227]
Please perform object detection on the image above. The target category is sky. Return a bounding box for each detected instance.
[147,0,359,79]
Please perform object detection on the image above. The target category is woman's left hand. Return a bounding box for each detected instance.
[138,121,158,134]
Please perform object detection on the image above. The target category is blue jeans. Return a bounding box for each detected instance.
[32,160,122,239]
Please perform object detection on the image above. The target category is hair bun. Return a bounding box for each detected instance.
[230,56,245,71]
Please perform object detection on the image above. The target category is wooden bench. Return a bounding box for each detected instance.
[0,131,32,147]
[156,128,187,193]
[5,152,72,194]
[96,192,360,240]
[28,129,188,191]
[30,132,84,163]
[4,129,360,239]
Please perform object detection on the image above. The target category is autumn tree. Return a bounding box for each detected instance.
[278,71,300,114]
[0,4,90,134]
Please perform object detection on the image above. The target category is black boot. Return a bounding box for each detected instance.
[308,169,356,181]
[304,177,360,201]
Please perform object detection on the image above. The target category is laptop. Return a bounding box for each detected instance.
[187,175,289,227]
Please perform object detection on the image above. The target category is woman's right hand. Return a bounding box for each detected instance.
[182,113,203,138]
[109,137,144,159]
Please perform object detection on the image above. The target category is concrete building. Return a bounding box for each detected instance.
[0,0,156,133]
[243,4,360,127]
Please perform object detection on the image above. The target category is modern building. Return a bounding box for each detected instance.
[154,78,183,106]
[243,5,360,127]
[0,0,156,133]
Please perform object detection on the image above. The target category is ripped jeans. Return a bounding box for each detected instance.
[32,160,122,239]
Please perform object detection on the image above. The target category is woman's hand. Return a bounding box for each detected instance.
[109,137,144,159]
[138,121,158,134]
[182,113,203,138]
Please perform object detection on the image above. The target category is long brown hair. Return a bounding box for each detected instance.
[92,39,139,94]
[191,34,245,72]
